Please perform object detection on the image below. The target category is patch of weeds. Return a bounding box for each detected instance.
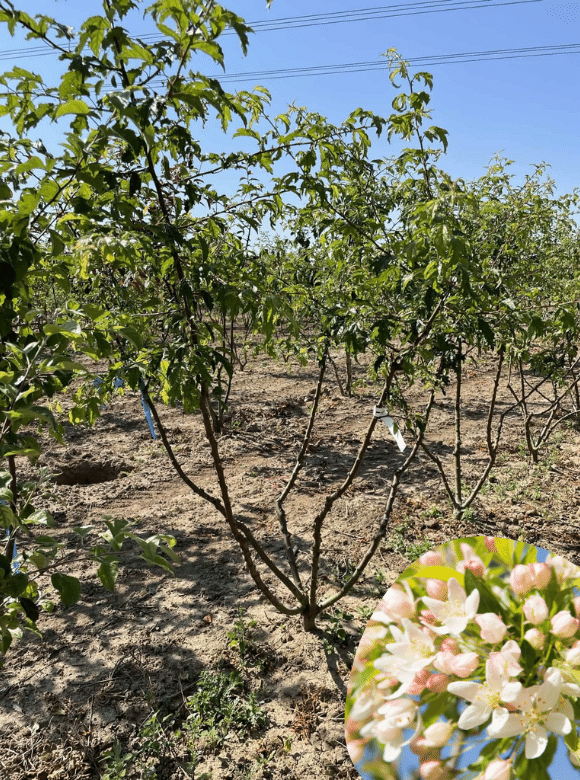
[421,506,443,519]
[320,607,354,656]
[227,606,258,658]
[461,506,477,523]
[387,522,432,560]
[185,669,267,755]
[100,709,176,780]
[226,606,272,672]
[356,604,374,623]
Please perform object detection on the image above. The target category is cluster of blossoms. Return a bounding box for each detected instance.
[345,538,580,779]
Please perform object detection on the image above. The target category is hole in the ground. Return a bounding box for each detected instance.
[52,460,134,485]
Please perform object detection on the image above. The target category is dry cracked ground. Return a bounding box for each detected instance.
[1,348,579,779]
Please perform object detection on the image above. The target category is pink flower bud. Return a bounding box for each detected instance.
[423,721,455,748]
[433,650,456,676]
[440,638,459,654]
[475,613,508,644]
[420,609,437,626]
[566,641,580,666]
[420,760,449,780]
[529,562,552,589]
[524,628,546,650]
[551,610,580,638]
[426,578,448,599]
[510,564,534,595]
[346,737,367,764]
[407,669,431,695]
[484,537,496,552]
[419,550,444,566]
[483,758,512,780]
[457,558,485,577]
[382,584,415,621]
[574,596,580,617]
[523,594,549,625]
[449,651,480,678]
[409,736,438,758]
[426,673,451,693]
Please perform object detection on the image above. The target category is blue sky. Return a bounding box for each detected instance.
[1,0,580,210]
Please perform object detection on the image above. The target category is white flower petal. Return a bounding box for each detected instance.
[465,588,480,616]
[457,702,492,730]
[525,725,548,759]
[500,681,523,703]
[546,711,572,735]
[536,677,562,712]
[445,616,469,635]
[446,681,481,701]
[382,732,404,762]
[487,710,525,739]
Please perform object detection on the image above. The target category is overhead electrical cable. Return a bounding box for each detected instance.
[0,0,541,61]
[107,43,580,90]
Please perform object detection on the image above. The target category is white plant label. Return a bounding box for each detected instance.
[373,406,407,452]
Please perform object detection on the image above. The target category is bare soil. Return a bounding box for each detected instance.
[1,349,579,780]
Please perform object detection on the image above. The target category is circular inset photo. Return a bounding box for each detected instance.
[345,537,580,779]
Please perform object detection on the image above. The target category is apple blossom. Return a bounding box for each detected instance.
[550,610,579,638]
[426,579,448,599]
[407,669,431,695]
[378,582,416,622]
[546,554,580,584]
[448,651,480,678]
[523,594,549,625]
[419,759,449,780]
[419,550,444,566]
[422,720,455,748]
[360,697,419,761]
[509,564,534,595]
[433,649,458,676]
[409,735,438,757]
[483,758,512,780]
[566,640,580,666]
[488,640,522,678]
[422,577,480,635]
[529,562,552,590]
[426,673,451,693]
[488,667,573,758]
[457,558,486,577]
[447,659,512,729]
[475,613,508,644]
[420,609,437,625]
[440,637,459,654]
[484,536,496,551]
[524,627,546,650]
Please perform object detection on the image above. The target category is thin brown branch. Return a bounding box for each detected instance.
[138,382,226,515]
[276,347,328,589]
[319,387,437,611]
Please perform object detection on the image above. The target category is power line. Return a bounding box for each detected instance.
[0,0,541,62]
[112,43,580,89]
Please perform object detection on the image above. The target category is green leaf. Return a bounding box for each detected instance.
[406,565,465,587]
[54,99,91,119]
[494,538,516,566]
[97,559,119,591]
[464,568,509,622]
[18,596,39,622]
[51,572,81,607]
[43,320,82,338]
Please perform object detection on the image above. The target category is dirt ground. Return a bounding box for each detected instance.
[1,348,579,780]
